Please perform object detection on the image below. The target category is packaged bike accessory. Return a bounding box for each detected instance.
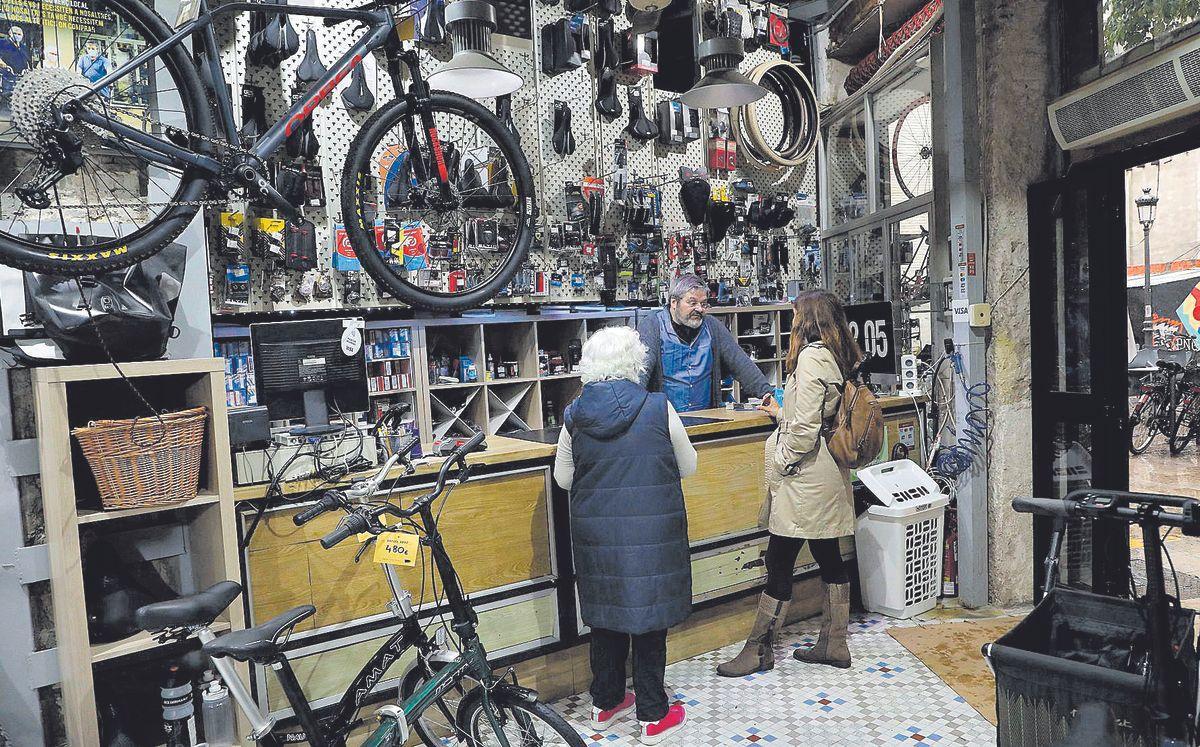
[296,29,327,83]
[539,18,580,75]
[313,271,333,299]
[564,183,586,223]
[656,99,697,145]
[552,100,576,155]
[285,219,318,271]
[220,259,251,308]
[768,10,789,52]
[240,85,267,141]
[216,211,245,258]
[624,88,658,142]
[302,163,326,208]
[611,140,628,202]
[276,167,306,208]
[341,64,375,111]
[621,28,658,76]
[254,216,286,261]
[706,108,736,171]
[296,271,315,301]
[342,271,363,304]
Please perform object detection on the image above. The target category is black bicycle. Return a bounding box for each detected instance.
[0,0,534,311]
[135,432,584,746]
[1128,360,1185,454]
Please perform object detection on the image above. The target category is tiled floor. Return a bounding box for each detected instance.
[552,610,999,746]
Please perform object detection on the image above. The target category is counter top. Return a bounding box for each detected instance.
[233,407,775,502]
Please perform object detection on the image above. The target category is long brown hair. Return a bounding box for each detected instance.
[785,290,863,378]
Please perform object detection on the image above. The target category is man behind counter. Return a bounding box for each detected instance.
[637,274,774,412]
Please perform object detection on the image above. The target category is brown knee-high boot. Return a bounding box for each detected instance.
[716,592,790,677]
[793,582,851,668]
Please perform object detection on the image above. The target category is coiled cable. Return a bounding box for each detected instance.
[932,381,990,478]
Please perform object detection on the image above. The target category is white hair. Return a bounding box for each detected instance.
[577,326,647,384]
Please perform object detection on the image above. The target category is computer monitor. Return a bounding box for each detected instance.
[250,318,370,436]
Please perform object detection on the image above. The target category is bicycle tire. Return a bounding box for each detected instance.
[399,661,470,747]
[1169,401,1195,454]
[0,0,213,276]
[341,92,535,312]
[1129,397,1160,455]
[892,94,932,200]
[457,689,586,747]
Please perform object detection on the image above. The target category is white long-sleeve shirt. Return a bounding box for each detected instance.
[553,400,698,490]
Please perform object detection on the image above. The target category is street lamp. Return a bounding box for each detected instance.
[1136,186,1159,349]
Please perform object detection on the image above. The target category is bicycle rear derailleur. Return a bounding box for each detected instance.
[14,111,85,210]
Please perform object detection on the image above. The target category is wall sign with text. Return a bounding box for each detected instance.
[845,301,896,375]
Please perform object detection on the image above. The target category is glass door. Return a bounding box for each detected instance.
[1028,168,1130,598]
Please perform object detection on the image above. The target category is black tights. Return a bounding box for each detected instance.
[763,533,847,601]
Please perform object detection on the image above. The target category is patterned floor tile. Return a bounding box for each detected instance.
[550,611,998,746]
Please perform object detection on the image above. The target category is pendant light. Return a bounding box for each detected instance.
[427,0,523,98]
[680,37,767,109]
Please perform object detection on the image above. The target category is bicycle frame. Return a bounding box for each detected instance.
[64,0,401,190]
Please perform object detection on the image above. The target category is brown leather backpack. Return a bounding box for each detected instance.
[825,378,884,470]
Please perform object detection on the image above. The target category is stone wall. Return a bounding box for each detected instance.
[976,0,1059,605]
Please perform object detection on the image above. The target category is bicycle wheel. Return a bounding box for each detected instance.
[458,692,585,747]
[891,95,932,200]
[341,92,535,312]
[0,0,213,276]
[1169,401,1196,454]
[400,662,471,746]
[1129,396,1160,455]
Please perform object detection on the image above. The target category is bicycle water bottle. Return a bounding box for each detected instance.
[201,679,236,747]
[161,664,194,747]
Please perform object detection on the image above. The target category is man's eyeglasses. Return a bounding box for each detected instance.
[681,298,711,310]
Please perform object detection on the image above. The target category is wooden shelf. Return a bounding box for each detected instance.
[431,381,483,390]
[367,356,410,363]
[369,388,415,397]
[485,375,539,385]
[539,373,581,380]
[77,492,221,524]
[91,620,231,664]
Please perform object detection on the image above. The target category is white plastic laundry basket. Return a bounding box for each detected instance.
[854,460,949,619]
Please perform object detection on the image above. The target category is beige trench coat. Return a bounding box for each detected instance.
[759,343,855,539]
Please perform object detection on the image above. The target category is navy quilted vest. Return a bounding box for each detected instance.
[565,379,692,634]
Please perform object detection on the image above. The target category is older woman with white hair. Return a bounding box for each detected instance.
[553,326,696,745]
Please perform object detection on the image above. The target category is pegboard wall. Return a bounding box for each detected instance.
[206,0,819,315]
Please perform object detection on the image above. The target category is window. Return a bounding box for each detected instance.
[825,105,868,227]
[872,61,933,208]
[1103,0,1200,61]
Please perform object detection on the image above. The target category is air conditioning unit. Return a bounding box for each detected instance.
[1048,34,1200,150]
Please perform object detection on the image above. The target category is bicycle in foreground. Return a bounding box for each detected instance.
[135,431,584,746]
[0,0,534,311]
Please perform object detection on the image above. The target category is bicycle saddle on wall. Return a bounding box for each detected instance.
[296,29,326,83]
[341,64,374,111]
[596,68,621,120]
[625,89,657,142]
[553,100,575,156]
[421,0,446,45]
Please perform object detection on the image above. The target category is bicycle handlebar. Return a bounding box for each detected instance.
[1012,489,1200,531]
[321,512,369,549]
[294,492,344,526]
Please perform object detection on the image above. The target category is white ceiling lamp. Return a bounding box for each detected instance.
[428,0,523,98]
[680,37,767,110]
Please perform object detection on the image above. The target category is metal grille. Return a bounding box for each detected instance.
[1179,47,1200,97]
[1054,61,1186,145]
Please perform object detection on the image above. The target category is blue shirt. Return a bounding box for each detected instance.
[658,312,713,413]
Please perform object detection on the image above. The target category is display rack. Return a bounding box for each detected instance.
[708,303,793,399]
[30,358,244,746]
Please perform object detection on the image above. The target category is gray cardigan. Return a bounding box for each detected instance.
[636,308,773,408]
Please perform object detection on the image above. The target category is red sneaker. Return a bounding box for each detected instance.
[638,703,686,745]
[590,691,636,731]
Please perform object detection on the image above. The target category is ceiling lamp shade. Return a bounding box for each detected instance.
[427,0,524,98]
[680,37,767,110]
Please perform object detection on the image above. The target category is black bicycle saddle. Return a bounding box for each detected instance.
[625,89,658,142]
[296,29,326,83]
[706,201,736,243]
[458,156,485,196]
[596,67,621,120]
[595,19,617,72]
[679,177,711,227]
[240,84,267,141]
[552,100,575,156]
[341,64,374,110]
[421,0,446,45]
[496,94,520,142]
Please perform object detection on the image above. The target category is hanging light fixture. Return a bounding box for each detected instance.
[680,37,767,109]
[427,0,523,98]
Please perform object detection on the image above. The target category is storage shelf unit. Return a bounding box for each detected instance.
[708,304,793,400]
[30,358,245,746]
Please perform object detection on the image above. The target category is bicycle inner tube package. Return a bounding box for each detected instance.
[625,88,658,142]
[731,59,819,169]
[552,100,576,155]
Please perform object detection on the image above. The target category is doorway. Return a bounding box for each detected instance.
[1029,126,1200,600]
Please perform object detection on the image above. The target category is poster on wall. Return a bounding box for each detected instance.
[0,0,151,124]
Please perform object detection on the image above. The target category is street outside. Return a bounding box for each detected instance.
[1129,438,1200,609]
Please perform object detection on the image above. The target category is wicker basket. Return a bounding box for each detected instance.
[72,406,208,511]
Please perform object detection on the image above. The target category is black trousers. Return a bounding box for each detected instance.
[589,627,669,722]
[763,533,848,600]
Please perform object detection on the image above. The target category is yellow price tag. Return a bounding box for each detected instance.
[256,217,286,232]
[357,514,392,544]
[373,531,420,567]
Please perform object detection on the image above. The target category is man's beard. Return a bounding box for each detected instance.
[679,312,704,329]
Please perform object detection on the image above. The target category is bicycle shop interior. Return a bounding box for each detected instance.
[1,0,1199,745]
